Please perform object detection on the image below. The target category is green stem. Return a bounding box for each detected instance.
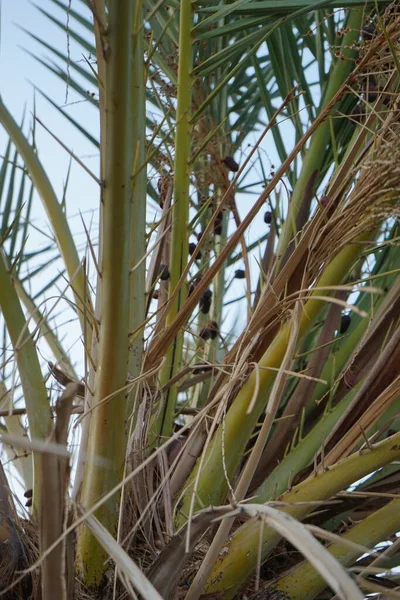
[152,0,193,443]
[206,430,400,598]
[254,384,360,503]
[310,240,400,405]
[273,497,400,600]
[176,231,374,527]
[77,1,135,587]
[275,9,362,268]
[198,192,228,409]
[127,0,147,418]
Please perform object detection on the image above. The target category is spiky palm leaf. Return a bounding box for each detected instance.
[1,1,400,599]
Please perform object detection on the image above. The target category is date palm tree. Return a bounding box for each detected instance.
[1,1,400,599]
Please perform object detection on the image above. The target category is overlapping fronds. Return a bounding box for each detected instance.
[1,1,400,599]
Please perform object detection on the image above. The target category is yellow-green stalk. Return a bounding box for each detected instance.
[151,0,193,442]
[253,384,359,504]
[205,431,400,598]
[76,1,135,587]
[273,497,400,600]
[275,10,362,268]
[176,231,375,527]
[127,0,147,417]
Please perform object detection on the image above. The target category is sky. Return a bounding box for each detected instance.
[1,0,99,211]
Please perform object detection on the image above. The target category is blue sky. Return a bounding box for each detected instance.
[1,0,99,203]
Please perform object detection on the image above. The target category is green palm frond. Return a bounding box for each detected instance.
[1,1,400,599]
